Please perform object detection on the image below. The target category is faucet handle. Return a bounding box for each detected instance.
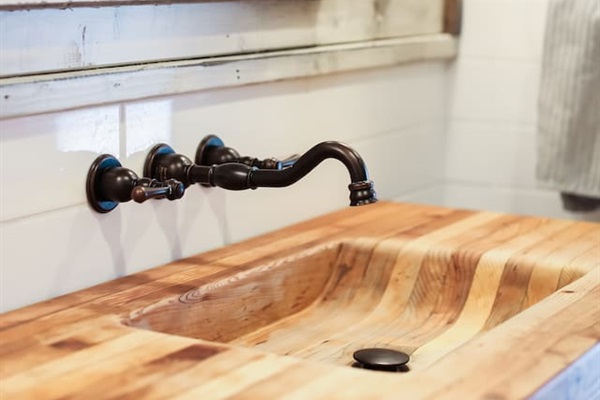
[234,154,299,169]
[131,178,185,203]
[275,154,299,169]
[86,154,186,213]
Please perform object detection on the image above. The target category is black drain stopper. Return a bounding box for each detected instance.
[352,348,410,372]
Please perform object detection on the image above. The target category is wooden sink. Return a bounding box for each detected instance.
[124,236,590,371]
[2,203,598,399]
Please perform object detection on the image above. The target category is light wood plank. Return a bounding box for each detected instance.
[0,0,443,75]
[0,34,457,119]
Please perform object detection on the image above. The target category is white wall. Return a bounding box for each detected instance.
[443,0,599,221]
[0,63,448,312]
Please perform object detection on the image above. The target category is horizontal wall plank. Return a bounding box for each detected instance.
[1,0,217,8]
[0,0,441,9]
[0,34,457,119]
[0,0,443,76]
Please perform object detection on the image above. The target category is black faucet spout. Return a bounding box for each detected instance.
[252,141,368,185]
[248,141,377,206]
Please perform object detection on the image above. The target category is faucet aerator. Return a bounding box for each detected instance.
[349,180,378,206]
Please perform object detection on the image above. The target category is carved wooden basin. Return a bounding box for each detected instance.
[124,237,589,371]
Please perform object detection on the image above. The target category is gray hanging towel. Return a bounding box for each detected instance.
[537,0,600,199]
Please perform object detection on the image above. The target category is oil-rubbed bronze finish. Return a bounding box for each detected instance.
[144,140,377,206]
[86,154,122,213]
[352,348,410,372]
[195,135,298,170]
[86,154,185,213]
[144,144,199,188]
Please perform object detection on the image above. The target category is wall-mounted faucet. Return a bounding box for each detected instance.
[86,136,376,213]
[145,136,377,206]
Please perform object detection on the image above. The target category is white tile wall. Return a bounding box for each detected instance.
[394,183,445,206]
[0,62,449,312]
[448,58,541,125]
[458,0,548,60]
[353,123,445,200]
[445,121,537,188]
[443,182,600,222]
[440,0,598,221]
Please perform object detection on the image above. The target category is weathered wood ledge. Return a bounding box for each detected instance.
[1,201,598,399]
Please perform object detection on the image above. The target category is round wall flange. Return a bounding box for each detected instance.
[195,135,229,187]
[143,143,176,179]
[195,135,227,166]
[86,154,121,213]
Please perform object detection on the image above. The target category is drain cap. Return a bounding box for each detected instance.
[353,348,409,372]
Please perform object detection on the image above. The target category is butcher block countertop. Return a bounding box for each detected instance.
[1,201,599,399]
